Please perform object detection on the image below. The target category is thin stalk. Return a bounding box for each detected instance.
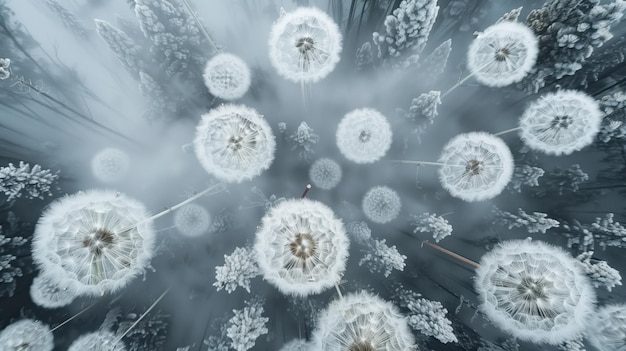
[391,160,465,167]
[301,184,312,199]
[115,288,170,344]
[422,240,480,268]
[334,283,343,299]
[493,126,521,136]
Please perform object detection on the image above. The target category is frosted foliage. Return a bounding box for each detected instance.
[0,57,9,79]
[203,53,251,100]
[576,251,622,292]
[32,190,155,297]
[0,319,53,351]
[410,212,453,242]
[268,7,342,83]
[520,90,603,155]
[309,158,342,190]
[587,304,626,351]
[492,207,560,234]
[254,198,349,296]
[406,297,458,343]
[94,19,142,77]
[438,132,514,202]
[359,239,407,277]
[214,246,259,294]
[312,291,415,350]
[475,240,596,345]
[68,331,126,351]
[0,214,28,298]
[508,165,545,193]
[226,302,269,351]
[279,339,310,351]
[0,161,58,201]
[30,271,77,308]
[362,186,401,224]
[173,203,211,237]
[290,122,319,161]
[193,104,276,183]
[468,21,539,87]
[91,148,130,183]
[336,108,392,164]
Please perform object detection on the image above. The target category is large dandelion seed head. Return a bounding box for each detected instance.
[475,240,596,345]
[309,158,342,190]
[437,132,514,202]
[193,104,276,183]
[68,331,126,351]
[30,270,77,308]
[312,291,415,351]
[361,186,401,224]
[173,203,211,237]
[203,53,251,100]
[467,21,539,87]
[336,108,392,164]
[0,319,54,351]
[91,148,130,183]
[254,198,349,297]
[519,90,603,155]
[32,190,155,297]
[587,304,626,351]
[269,7,342,83]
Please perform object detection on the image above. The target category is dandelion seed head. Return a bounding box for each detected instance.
[336,108,392,164]
[309,158,342,190]
[269,7,342,83]
[587,304,626,351]
[203,53,251,100]
[520,90,603,155]
[0,319,53,351]
[173,203,211,237]
[30,270,77,308]
[254,198,349,297]
[361,186,401,224]
[193,104,276,183]
[91,148,130,183]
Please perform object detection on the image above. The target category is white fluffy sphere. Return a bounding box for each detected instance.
[0,319,53,351]
[173,203,211,237]
[309,158,342,190]
[361,186,401,224]
[91,148,130,183]
[203,53,251,100]
[336,108,392,164]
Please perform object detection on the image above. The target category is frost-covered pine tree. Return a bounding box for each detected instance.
[346,221,372,245]
[95,19,144,78]
[289,122,319,162]
[507,165,545,193]
[226,300,269,351]
[576,251,622,291]
[597,91,626,144]
[397,91,442,143]
[0,212,28,297]
[420,39,452,80]
[395,288,457,344]
[359,239,407,277]
[492,207,560,234]
[372,0,440,68]
[410,212,453,242]
[45,0,88,39]
[522,0,626,92]
[0,161,58,202]
[214,246,259,294]
[535,164,589,196]
[139,70,178,120]
[355,42,373,70]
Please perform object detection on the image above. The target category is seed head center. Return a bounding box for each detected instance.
[289,232,317,260]
[82,228,115,257]
[465,159,484,175]
[495,47,511,62]
[296,37,315,54]
[551,115,573,129]
[350,340,375,351]
[358,130,371,143]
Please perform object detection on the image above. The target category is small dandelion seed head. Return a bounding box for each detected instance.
[337,108,392,164]
[361,186,401,224]
[0,319,53,351]
[91,148,130,183]
[203,53,251,100]
[309,158,342,190]
[174,203,211,237]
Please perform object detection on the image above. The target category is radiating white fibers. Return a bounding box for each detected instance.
[173,203,211,237]
[203,53,251,100]
[254,198,349,297]
[0,319,53,351]
[519,90,603,155]
[32,190,155,297]
[361,186,401,224]
[312,291,415,350]
[336,108,392,164]
[474,239,596,345]
[193,104,276,183]
[467,21,538,87]
[437,132,514,202]
[268,7,342,83]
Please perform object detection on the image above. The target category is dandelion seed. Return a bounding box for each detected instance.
[91,148,130,183]
[254,198,349,296]
[68,331,126,351]
[309,158,342,190]
[193,104,276,183]
[519,90,603,156]
[312,291,415,350]
[336,108,392,164]
[203,53,251,100]
[268,7,342,83]
[475,240,595,345]
[438,132,514,202]
[173,203,211,237]
[32,190,155,297]
[30,270,77,308]
[467,21,538,87]
[361,186,401,224]
[0,319,53,351]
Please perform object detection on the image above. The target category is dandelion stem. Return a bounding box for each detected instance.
[493,126,521,136]
[334,283,343,299]
[391,160,465,167]
[115,288,170,344]
[421,240,480,268]
[301,184,312,199]
[442,72,475,98]
[33,300,98,344]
